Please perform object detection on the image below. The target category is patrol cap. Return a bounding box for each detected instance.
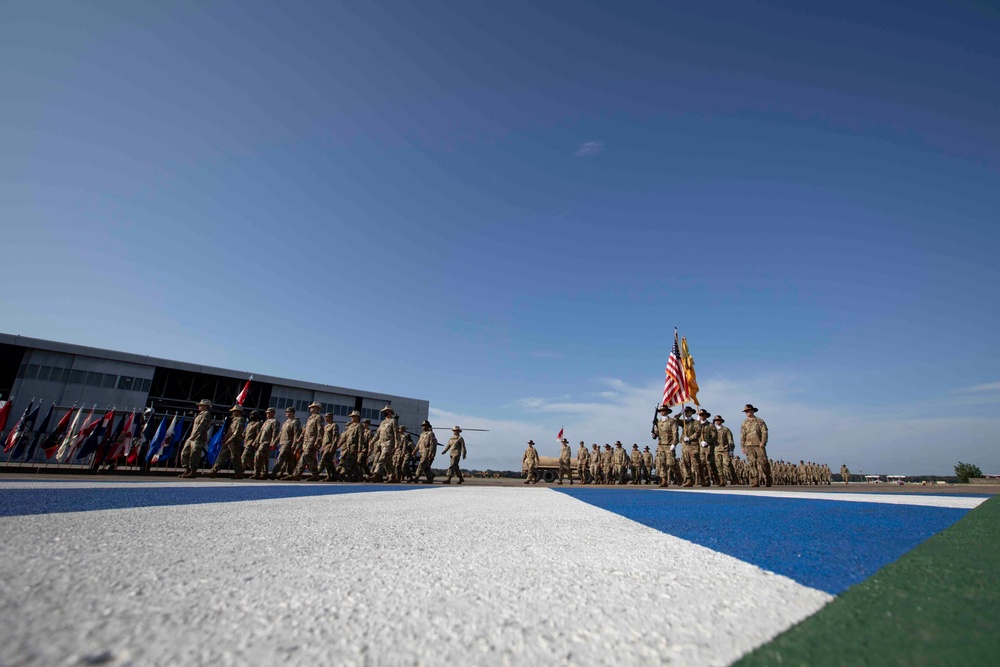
[324,412,334,418]
[285,407,295,414]
[309,402,322,410]
[362,418,371,424]
[349,410,361,418]
[265,407,276,414]
[743,404,759,413]
[197,399,212,408]
[657,404,672,414]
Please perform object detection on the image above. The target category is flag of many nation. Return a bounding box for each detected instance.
[0,481,990,666]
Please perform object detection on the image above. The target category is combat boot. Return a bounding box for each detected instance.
[569,479,573,485]
[457,478,463,484]
[682,480,694,488]
[306,474,321,482]
[204,470,217,479]
[285,474,301,481]
[443,478,451,484]
[233,473,244,480]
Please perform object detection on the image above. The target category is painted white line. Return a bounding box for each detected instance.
[0,487,830,666]
[656,487,987,509]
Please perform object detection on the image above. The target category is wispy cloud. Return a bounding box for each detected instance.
[574,141,603,157]
[952,381,1000,393]
[434,375,1000,475]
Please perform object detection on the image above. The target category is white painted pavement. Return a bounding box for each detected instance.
[0,485,833,666]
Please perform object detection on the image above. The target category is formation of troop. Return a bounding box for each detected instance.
[177,399,467,484]
[522,404,835,488]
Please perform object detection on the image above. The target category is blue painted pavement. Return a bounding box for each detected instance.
[556,488,969,595]
[0,484,422,517]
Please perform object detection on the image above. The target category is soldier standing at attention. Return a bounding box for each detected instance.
[694,409,718,486]
[317,412,340,481]
[601,445,613,484]
[610,441,626,484]
[740,404,772,487]
[179,399,213,478]
[441,426,466,484]
[252,407,280,479]
[271,407,302,479]
[523,440,539,484]
[415,420,438,484]
[576,441,590,484]
[372,406,400,482]
[557,438,573,485]
[629,445,642,484]
[679,406,702,487]
[339,411,365,481]
[288,402,323,481]
[713,415,733,487]
[589,444,601,484]
[654,405,681,487]
[240,411,262,473]
[641,446,653,484]
[207,405,247,479]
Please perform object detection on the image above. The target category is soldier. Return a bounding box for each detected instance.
[415,420,438,484]
[589,444,601,484]
[361,418,375,477]
[601,445,613,484]
[641,446,653,484]
[629,445,642,484]
[653,405,681,487]
[373,406,400,482]
[693,409,718,486]
[207,405,247,479]
[557,438,573,485]
[339,411,365,482]
[240,411,263,473]
[252,407,280,479]
[523,440,539,484]
[395,425,414,483]
[740,404,771,487]
[576,441,590,484]
[678,406,702,487]
[270,406,302,480]
[318,412,340,481]
[288,402,323,481]
[713,415,733,487]
[179,399,213,478]
[441,426,466,484]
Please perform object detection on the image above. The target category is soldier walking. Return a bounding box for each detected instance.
[441,426,466,484]
[207,405,247,479]
[252,407,280,479]
[522,440,539,484]
[373,406,400,482]
[415,420,438,483]
[288,402,323,481]
[317,412,340,481]
[679,406,702,487]
[694,409,718,486]
[179,399,213,478]
[740,404,772,487]
[270,406,302,479]
[557,438,573,485]
[240,411,262,473]
[339,411,365,481]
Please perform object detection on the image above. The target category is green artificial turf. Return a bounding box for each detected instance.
[736,495,1000,667]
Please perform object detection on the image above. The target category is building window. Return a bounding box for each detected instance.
[85,372,103,387]
[69,370,86,385]
[118,376,135,391]
[26,364,40,380]
[140,378,151,392]
[102,374,117,388]
[53,368,71,383]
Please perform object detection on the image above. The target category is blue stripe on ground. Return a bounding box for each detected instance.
[0,484,424,517]
[556,488,969,595]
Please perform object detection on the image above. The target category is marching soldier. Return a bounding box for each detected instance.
[339,410,365,481]
[576,441,590,484]
[361,418,375,477]
[523,440,539,484]
[653,405,681,487]
[207,405,247,479]
[680,406,702,487]
[694,409,718,486]
[318,412,340,481]
[415,420,438,484]
[288,402,323,481]
[557,438,573,485]
[713,415,733,487]
[740,404,772,487]
[373,406,400,482]
[179,399,213,478]
[395,425,414,483]
[270,406,302,480]
[441,426,466,484]
[240,410,263,473]
[252,407,280,479]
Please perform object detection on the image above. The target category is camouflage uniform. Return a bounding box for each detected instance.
[394,427,414,482]
[713,420,733,486]
[271,411,302,479]
[611,443,627,484]
[522,442,539,484]
[240,416,262,472]
[253,412,280,478]
[740,406,771,487]
[415,423,438,483]
[318,417,340,481]
[693,412,718,486]
[339,413,366,481]
[576,442,590,484]
[290,406,324,479]
[589,445,601,484]
[600,446,613,484]
[441,428,466,483]
[210,408,247,477]
[557,440,573,485]
[179,403,212,477]
[680,411,704,487]
[641,447,653,484]
[372,409,400,482]
[654,409,681,487]
[629,446,642,484]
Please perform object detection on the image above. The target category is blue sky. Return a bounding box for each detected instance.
[2,0,998,473]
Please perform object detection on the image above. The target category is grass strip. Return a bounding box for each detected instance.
[735,495,1000,667]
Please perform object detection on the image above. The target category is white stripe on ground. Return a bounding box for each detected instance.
[656,487,987,509]
[0,486,829,667]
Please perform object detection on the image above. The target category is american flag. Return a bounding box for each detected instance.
[662,329,690,406]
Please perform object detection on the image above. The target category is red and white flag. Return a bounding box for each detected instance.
[556,427,564,442]
[0,398,12,434]
[662,329,691,407]
[235,375,253,406]
[105,411,135,461]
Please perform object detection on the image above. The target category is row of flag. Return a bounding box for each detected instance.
[0,374,254,466]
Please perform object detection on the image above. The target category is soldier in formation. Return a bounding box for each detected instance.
[206,404,247,479]
[178,399,212,478]
[576,441,590,484]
